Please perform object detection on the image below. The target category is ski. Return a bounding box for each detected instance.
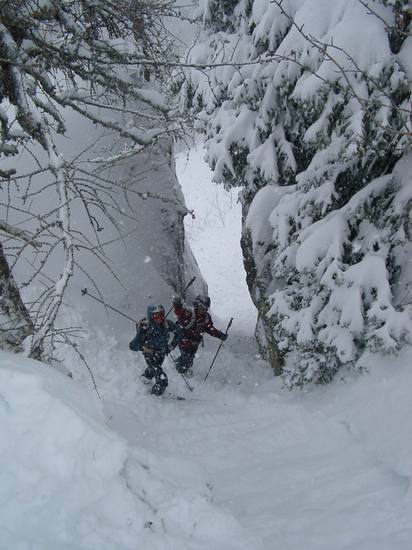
[163,392,186,401]
[163,393,207,402]
[142,387,204,402]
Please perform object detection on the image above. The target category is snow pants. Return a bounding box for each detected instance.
[142,351,168,395]
[175,348,197,374]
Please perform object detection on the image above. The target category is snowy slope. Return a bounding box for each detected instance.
[106,345,412,550]
[2,329,412,549]
[0,351,254,550]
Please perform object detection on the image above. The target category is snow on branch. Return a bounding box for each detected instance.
[0,0,189,358]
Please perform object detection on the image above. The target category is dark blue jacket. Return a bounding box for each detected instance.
[129,316,180,354]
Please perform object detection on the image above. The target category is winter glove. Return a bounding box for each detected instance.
[172,296,182,307]
[219,332,228,342]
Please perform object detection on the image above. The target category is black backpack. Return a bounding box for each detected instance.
[128,319,148,351]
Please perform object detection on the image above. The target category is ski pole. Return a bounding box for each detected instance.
[180,372,193,392]
[203,317,233,383]
[165,276,196,318]
[169,353,194,392]
[81,288,136,323]
[169,353,193,391]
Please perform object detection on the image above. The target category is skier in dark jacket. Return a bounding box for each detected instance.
[129,304,181,396]
[172,295,227,374]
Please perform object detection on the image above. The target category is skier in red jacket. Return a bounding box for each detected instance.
[172,294,227,374]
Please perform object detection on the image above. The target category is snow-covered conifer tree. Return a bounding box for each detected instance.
[183,0,412,386]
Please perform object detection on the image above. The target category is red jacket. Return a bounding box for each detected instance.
[174,303,223,351]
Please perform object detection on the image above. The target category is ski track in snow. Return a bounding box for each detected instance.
[102,147,412,550]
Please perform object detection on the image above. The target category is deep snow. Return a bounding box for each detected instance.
[1,147,412,550]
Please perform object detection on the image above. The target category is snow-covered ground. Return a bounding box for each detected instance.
[1,147,412,549]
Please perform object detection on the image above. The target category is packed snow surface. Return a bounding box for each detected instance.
[1,149,411,549]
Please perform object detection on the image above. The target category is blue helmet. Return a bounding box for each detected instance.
[147,304,165,320]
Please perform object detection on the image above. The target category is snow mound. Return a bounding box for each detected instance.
[0,351,254,550]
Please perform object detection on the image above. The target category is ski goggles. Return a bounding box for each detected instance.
[152,311,165,321]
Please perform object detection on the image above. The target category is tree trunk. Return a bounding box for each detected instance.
[0,241,35,355]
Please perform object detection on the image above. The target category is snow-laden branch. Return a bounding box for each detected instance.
[27,137,74,355]
[0,221,41,248]
[271,0,412,136]
[357,0,412,38]
[0,0,190,357]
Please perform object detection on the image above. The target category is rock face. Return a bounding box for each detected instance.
[183,0,412,386]
[72,134,206,333]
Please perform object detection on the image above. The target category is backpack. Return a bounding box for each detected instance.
[128,319,148,351]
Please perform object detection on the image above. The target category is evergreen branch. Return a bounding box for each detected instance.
[357,0,412,37]
[271,0,412,135]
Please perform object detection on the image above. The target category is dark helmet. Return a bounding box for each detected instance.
[147,304,165,321]
[193,295,211,311]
